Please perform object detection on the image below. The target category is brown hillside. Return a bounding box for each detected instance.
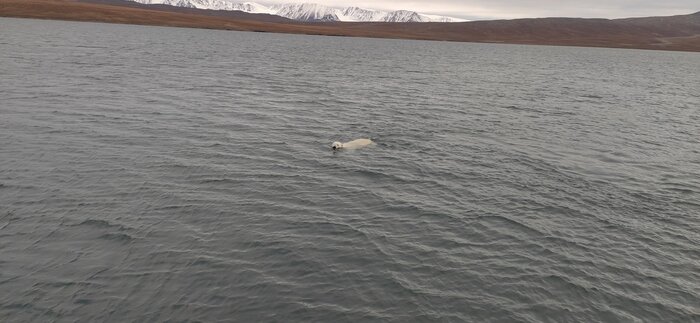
[2,0,700,52]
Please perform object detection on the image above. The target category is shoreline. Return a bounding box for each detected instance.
[2,0,700,52]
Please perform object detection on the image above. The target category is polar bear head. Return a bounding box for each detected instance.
[331,141,343,150]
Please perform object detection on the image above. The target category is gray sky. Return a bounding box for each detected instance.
[261,0,700,20]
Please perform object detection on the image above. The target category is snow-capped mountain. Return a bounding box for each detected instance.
[270,3,338,21]
[338,7,385,22]
[129,1,466,22]
[383,10,426,23]
[231,2,275,14]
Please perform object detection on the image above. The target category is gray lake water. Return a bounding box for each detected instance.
[1,17,700,322]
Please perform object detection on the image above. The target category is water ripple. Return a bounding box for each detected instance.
[1,17,699,322]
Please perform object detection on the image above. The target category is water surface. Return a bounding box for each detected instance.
[1,18,699,322]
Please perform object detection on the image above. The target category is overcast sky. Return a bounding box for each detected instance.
[261,0,700,20]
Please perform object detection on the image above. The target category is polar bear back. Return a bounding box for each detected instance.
[342,138,373,149]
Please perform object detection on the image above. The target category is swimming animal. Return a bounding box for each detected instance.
[331,139,374,150]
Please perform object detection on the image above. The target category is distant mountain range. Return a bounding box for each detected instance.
[129,0,466,22]
[3,0,699,52]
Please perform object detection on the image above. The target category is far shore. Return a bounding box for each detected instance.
[2,0,700,52]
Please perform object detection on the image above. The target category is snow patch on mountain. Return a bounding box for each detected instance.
[129,0,467,22]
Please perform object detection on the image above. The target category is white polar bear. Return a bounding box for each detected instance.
[331,139,374,150]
